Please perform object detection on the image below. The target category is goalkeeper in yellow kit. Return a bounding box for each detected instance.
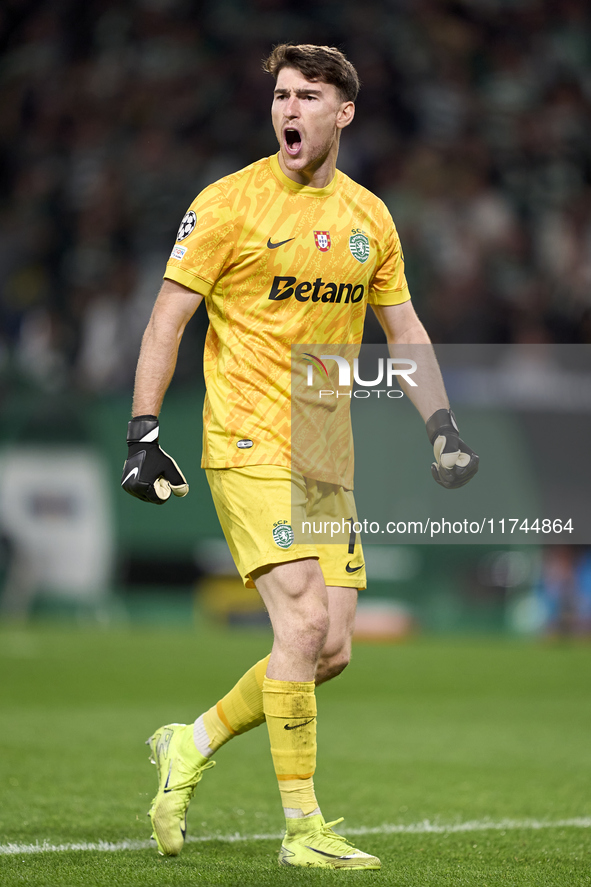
[121,43,478,870]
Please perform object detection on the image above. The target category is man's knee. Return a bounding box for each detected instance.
[254,559,330,658]
[300,604,331,650]
[316,645,351,685]
[270,599,330,662]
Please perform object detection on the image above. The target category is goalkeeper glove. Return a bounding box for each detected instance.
[121,415,189,504]
[426,408,479,489]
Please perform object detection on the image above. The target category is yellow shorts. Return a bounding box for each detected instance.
[205,465,366,590]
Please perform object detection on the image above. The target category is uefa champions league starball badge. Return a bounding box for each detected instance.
[349,229,370,263]
[177,211,197,241]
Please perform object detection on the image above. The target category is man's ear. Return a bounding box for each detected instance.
[336,101,355,130]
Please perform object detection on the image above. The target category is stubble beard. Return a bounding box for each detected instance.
[280,133,338,178]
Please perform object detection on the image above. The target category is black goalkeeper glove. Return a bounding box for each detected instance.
[426,408,479,490]
[121,415,189,504]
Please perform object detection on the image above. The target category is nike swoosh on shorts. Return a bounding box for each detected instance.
[345,563,364,573]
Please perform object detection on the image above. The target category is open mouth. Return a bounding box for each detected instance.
[284,127,302,156]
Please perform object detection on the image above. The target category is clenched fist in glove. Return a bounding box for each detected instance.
[121,415,189,504]
[426,408,479,490]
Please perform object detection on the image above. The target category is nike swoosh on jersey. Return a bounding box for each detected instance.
[122,467,139,485]
[345,562,364,573]
[267,237,295,249]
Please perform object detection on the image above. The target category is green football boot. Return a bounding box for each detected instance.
[146,723,215,856]
[278,814,381,870]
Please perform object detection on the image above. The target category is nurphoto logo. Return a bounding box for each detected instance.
[303,352,417,388]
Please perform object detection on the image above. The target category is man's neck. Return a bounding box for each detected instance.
[277,143,339,189]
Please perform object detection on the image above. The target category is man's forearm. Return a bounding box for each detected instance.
[371,300,478,488]
[132,314,182,416]
[386,315,449,422]
[389,343,449,421]
[131,279,203,417]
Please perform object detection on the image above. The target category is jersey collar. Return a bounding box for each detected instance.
[269,153,338,197]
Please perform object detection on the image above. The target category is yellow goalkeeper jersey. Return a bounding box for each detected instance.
[164,153,410,484]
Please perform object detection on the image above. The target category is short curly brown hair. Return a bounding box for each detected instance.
[263,44,360,103]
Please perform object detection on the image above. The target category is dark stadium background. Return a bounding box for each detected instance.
[1,0,590,636]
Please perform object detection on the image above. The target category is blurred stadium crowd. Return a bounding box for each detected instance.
[1,0,591,395]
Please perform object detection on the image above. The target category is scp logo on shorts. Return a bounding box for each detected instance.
[273,520,294,548]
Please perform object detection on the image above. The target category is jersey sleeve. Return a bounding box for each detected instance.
[368,210,411,306]
[164,184,234,296]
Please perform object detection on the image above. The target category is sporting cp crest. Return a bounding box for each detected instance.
[314,230,331,252]
[272,521,294,549]
[349,229,370,263]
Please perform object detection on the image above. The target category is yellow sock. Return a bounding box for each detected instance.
[263,676,320,818]
[195,654,270,755]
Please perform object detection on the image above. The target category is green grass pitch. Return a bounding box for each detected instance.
[1,622,590,885]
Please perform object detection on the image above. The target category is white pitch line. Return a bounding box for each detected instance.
[0,839,153,856]
[343,817,591,837]
[2,818,590,857]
